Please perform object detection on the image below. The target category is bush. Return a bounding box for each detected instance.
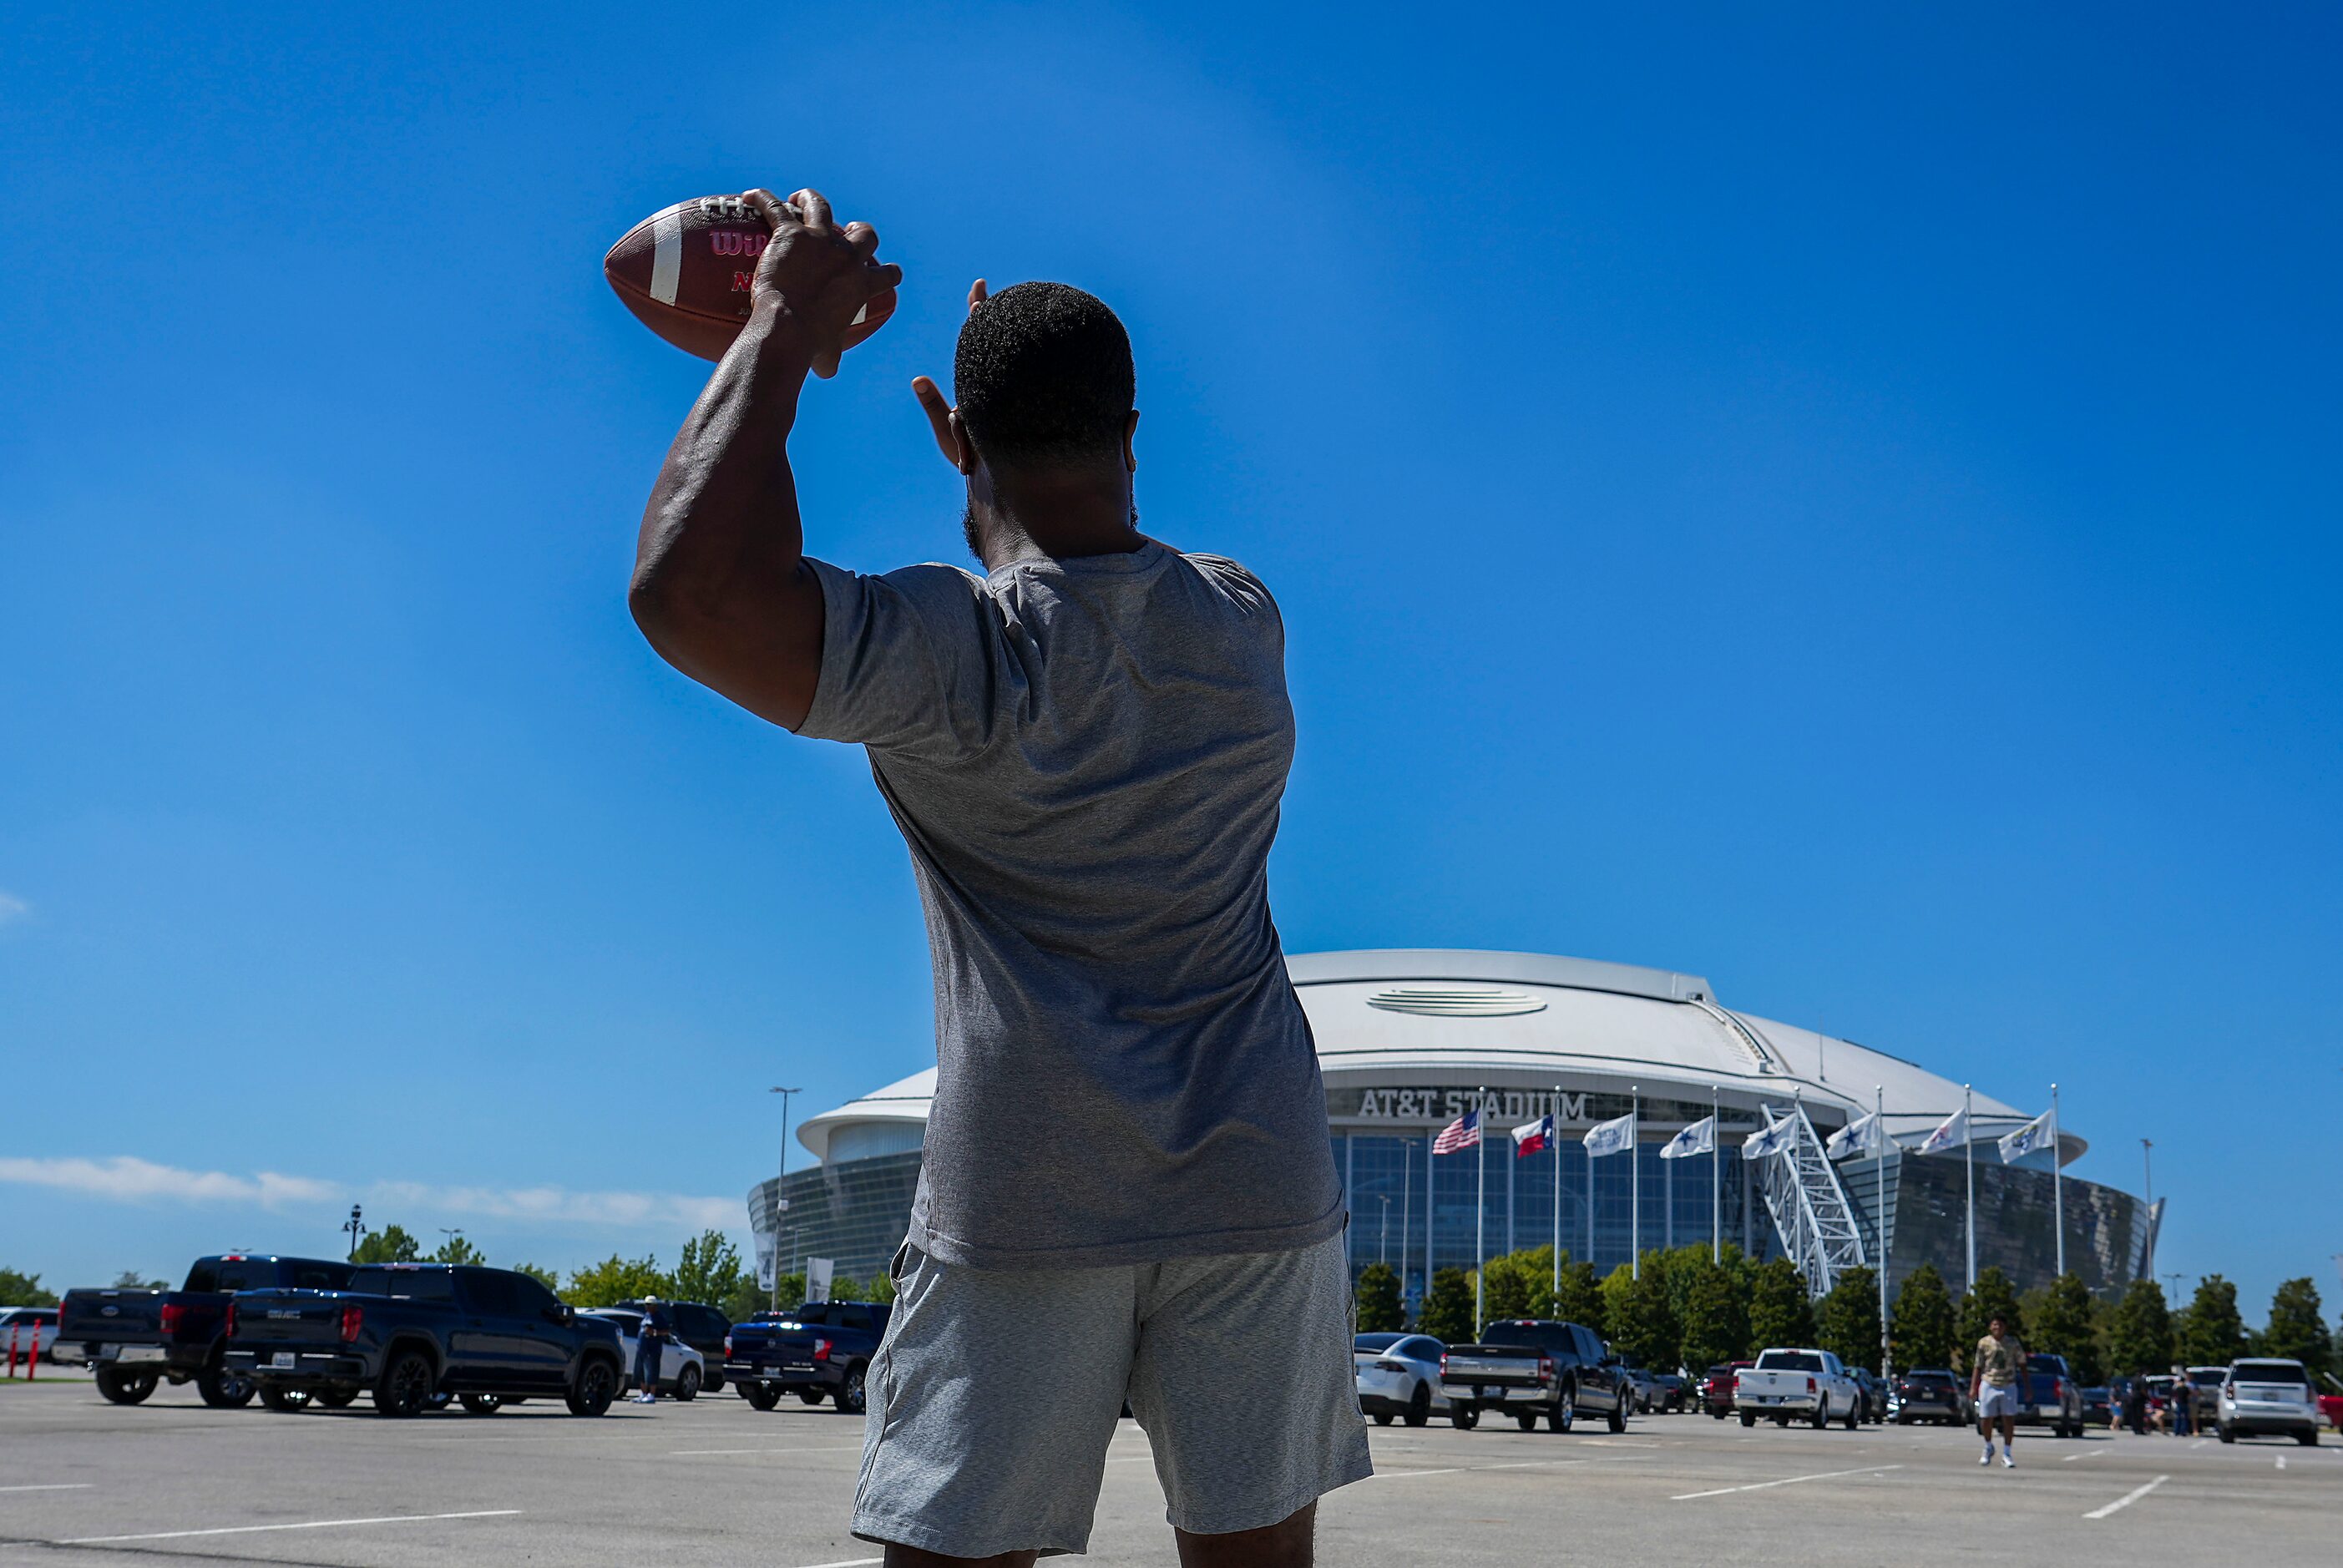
[1419,1267,1476,1346]
[1818,1267,1881,1374]
[1748,1258,1814,1350]
[1891,1264,1956,1371]
[1355,1262,1404,1333]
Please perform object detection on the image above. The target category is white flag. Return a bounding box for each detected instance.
[752,1230,777,1292]
[1741,1114,1794,1161]
[1659,1115,1716,1160]
[1996,1110,2055,1164]
[1916,1105,1967,1156]
[805,1257,834,1304]
[1827,1111,1881,1161]
[1582,1110,1636,1158]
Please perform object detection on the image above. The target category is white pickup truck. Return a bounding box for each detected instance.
[1735,1348,1860,1429]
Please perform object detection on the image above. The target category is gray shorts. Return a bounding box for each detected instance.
[853,1231,1372,1558]
[1976,1384,2019,1420]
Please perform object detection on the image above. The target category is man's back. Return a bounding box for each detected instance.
[799,541,1344,1270]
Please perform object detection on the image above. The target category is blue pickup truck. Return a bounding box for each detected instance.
[56,1254,355,1407]
[725,1299,890,1416]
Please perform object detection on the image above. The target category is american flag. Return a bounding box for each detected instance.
[1432,1109,1481,1156]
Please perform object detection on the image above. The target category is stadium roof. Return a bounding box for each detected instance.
[795,948,2068,1163]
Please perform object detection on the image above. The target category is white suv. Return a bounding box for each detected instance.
[2218,1358,2320,1445]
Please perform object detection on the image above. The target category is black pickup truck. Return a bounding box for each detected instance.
[1437,1318,1632,1432]
[57,1254,355,1407]
[724,1299,890,1415]
[222,1262,627,1417]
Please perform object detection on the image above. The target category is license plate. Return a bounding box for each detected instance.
[117,1346,166,1364]
[762,1365,779,1377]
[1480,1385,1497,1399]
[270,1352,296,1370]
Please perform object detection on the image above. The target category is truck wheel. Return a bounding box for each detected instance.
[260,1383,313,1413]
[315,1384,358,1408]
[2298,1429,2317,1446]
[1740,1410,1756,1427]
[459,1393,504,1415]
[198,1367,258,1408]
[1810,1399,1829,1430]
[835,1363,868,1416]
[1404,1385,1431,1428]
[1516,1410,1539,1431]
[1844,1401,1860,1431]
[1552,1384,1576,1433]
[374,1350,437,1418]
[673,1365,701,1403]
[1374,1411,1394,1425]
[1607,1396,1627,1433]
[798,1388,825,1404]
[2218,1423,2235,1444]
[704,1372,725,1393]
[95,1367,158,1405]
[744,1383,780,1411]
[566,1358,618,1418]
[1451,1404,1480,1429]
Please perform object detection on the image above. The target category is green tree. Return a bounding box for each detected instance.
[721,1272,770,1323]
[1355,1262,1404,1333]
[1958,1267,2026,1368]
[1748,1258,1815,1350]
[1818,1266,1881,1374]
[863,1267,898,1305]
[2259,1278,2327,1374]
[110,1270,169,1289]
[1419,1267,1476,1345]
[513,1262,559,1293]
[2030,1272,2102,1384]
[2174,1275,2248,1367]
[2102,1277,2173,1376]
[1676,1252,1751,1369]
[0,1267,58,1307]
[352,1224,422,1264]
[429,1235,486,1266]
[1596,1255,1678,1370]
[1890,1264,1957,1371]
[1552,1258,1605,1335]
[565,1253,669,1308]
[1482,1246,1557,1322]
[672,1231,747,1307]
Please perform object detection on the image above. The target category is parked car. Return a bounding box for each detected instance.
[1700,1360,1753,1419]
[1735,1348,1860,1429]
[1622,1364,1668,1413]
[0,1306,58,1364]
[613,1297,730,1392]
[1437,1318,1630,1433]
[57,1254,354,1407]
[223,1262,626,1417]
[2217,1359,2320,1445]
[2081,1385,2113,1426]
[724,1299,890,1416]
[1652,1371,1688,1412]
[2320,1371,2343,1434]
[2013,1352,2087,1438]
[1354,1333,1448,1427]
[1846,1368,1888,1424]
[579,1308,707,1399]
[1891,1368,1967,1424]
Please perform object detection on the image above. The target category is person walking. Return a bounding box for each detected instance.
[1971,1314,2025,1468]
[632,1300,671,1405]
[2168,1365,2193,1436]
[629,190,1366,1566]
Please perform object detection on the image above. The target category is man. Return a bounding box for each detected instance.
[628,190,1367,1566]
[1971,1313,2024,1468]
[633,1298,671,1404]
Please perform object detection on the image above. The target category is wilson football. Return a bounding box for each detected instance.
[603,195,898,362]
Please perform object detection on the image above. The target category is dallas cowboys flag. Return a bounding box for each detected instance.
[1826,1110,1882,1161]
[1916,1104,1968,1156]
[1658,1115,1716,1160]
[1741,1114,1794,1161]
[1581,1110,1636,1158]
[1996,1110,2055,1164]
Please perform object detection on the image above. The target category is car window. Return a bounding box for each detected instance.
[349,1267,457,1302]
[2231,1362,2307,1387]
[1400,1337,1442,1360]
[183,1260,223,1292]
[1757,1351,1823,1372]
[1355,1333,1404,1353]
[463,1271,519,1315]
[2188,1369,2225,1387]
[832,1306,874,1333]
[2027,1354,2063,1373]
[287,1262,353,1291]
[512,1276,563,1318]
[682,1306,724,1337]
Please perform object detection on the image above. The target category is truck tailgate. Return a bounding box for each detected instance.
[229,1292,351,1348]
[58,1289,165,1347]
[1441,1351,1542,1387]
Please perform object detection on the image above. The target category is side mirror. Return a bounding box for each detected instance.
[551,1304,574,1325]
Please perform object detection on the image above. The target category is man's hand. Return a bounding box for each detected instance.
[911,278,988,465]
[741,187,901,379]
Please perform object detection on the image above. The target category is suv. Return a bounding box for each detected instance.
[2218,1359,2320,1445]
[613,1298,731,1392]
[1893,1368,1967,1424]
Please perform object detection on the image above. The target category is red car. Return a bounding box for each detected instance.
[1700,1360,1753,1419]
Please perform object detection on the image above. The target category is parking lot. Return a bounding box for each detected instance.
[3,1378,2334,1566]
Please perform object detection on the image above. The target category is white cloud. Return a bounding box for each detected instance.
[0,1155,735,1232]
[0,891,28,926]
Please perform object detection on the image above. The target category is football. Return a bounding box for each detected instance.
[603,195,898,362]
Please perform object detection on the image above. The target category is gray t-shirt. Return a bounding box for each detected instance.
[797,541,1344,1270]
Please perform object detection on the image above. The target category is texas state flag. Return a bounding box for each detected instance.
[1511,1114,1554,1157]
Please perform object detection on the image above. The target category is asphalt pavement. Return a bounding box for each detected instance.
[2,1378,2333,1565]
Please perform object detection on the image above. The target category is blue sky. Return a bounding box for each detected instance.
[3,3,2335,1314]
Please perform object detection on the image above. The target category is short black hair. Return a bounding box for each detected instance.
[954,281,1134,468]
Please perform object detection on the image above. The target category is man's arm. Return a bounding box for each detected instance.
[628,188,900,731]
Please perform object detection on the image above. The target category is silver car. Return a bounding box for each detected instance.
[2218,1359,2320,1445]
[1354,1333,1449,1428]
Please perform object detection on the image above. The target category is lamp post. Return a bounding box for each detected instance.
[768,1087,802,1310]
[342,1204,366,1262]
[438,1227,463,1262]
[1379,1195,1391,1267]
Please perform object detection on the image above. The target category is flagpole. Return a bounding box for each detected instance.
[1552,1085,1562,1305]
[1475,1086,1487,1333]
[1400,1141,1412,1309]
[2051,1083,2064,1279]
[1875,1083,1888,1385]
[1963,1083,1976,1295]
[1712,1085,1721,1265]
[1425,1124,1435,1319]
[1630,1085,1640,1281]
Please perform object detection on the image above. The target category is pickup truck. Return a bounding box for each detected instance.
[2006,1352,2086,1437]
[222,1262,627,1417]
[1735,1347,1860,1429]
[723,1299,890,1416]
[56,1254,355,1407]
[1437,1318,1630,1433]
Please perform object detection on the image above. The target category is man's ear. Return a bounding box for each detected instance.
[949,411,978,476]
[1124,409,1141,475]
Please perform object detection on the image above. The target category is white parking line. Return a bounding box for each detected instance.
[2083,1474,2168,1520]
[2189,1438,2209,1449]
[1364,1454,1648,1485]
[0,1485,94,1494]
[1671,1464,1902,1501]
[59,1509,522,1545]
[669,1445,868,1456]
[2062,1449,2106,1461]
[2275,1454,2286,1470]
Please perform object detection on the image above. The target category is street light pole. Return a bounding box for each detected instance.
[1379,1195,1390,1267]
[342,1204,366,1262]
[769,1087,802,1311]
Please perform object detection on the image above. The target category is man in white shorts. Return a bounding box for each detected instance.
[627,189,1369,1564]
[1971,1315,2025,1468]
